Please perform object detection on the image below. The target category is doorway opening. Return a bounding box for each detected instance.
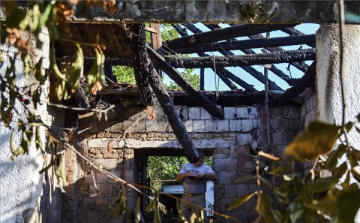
[139,149,215,223]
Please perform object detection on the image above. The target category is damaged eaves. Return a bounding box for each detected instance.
[57,21,317,109]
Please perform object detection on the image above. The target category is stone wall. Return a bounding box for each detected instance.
[63,104,301,223]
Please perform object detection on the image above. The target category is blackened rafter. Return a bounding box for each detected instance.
[131,23,200,163]
[169,35,316,55]
[147,45,224,119]
[170,24,240,91]
[165,24,297,50]
[182,22,282,91]
[165,49,316,68]
[205,22,298,86]
[269,61,316,107]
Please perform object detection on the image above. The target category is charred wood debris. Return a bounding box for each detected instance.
[68,22,316,162]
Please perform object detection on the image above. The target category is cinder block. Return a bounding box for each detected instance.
[248,107,258,119]
[237,134,252,146]
[270,119,289,130]
[226,158,238,171]
[188,107,200,119]
[224,107,236,120]
[289,119,301,130]
[183,120,193,132]
[200,108,212,119]
[218,172,232,184]
[134,121,146,132]
[128,107,141,121]
[213,158,226,171]
[157,121,171,132]
[193,120,205,132]
[284,132,296,144]
[224,185,237,198]
[89,121,99,133]
[205,120,216,132]
[272,132,283,144]
[179,106,189,120]
[146,119,157,132]
[283,107,300,119]
[100,184,113,197]
[217,120,229,132]
[230,120,241,132]
[241,120,253,131]
[110,123,123,133]
[96,172,108,184]
[236,107,249,119]
[87,211,99,223]
[236,184,250,197]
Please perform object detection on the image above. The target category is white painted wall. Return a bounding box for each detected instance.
[316,24,360,222]
[0,30,49,223]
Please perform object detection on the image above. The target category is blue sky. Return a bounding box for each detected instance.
[163,23,320,91]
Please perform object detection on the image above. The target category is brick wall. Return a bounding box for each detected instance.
[63,104,302,223]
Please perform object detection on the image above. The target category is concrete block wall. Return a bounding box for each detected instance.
[300,88,318,172]
[64,104,302,223]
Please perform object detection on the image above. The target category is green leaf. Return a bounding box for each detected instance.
[345,121,353,132]
[259,176,272,187]
[228,192,255,211]
[269,165,289,176]
[284,121,340,162]
[357,113,360,122]
[145,198,156,212]
[338,190,360,223]
[332,162,348,179]
[34,58,46,85]
[283,174,297,181]
[50,46,67,81]
[233,175,256,183]
[69,43,84,90]
[6,7,28,29]
[288,202,304,223]
[325,144,347,171]
[347,152,358,168]
[57,80,66,100]
[28,4,40,32]
[255,192,269,215]
[38,3,52,33]
[307,177,337,193]
[134,195,141,223]
[349,149,360,159]
[351,168,360,182]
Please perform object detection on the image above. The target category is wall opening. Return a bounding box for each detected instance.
[136,149,215,223]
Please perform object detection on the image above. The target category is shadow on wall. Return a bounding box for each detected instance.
[61,157,135,223]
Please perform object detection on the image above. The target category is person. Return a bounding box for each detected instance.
[176,152,217,222]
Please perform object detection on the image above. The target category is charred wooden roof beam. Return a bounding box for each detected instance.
[166,24,297,50]
[269,61,316,107]
[147,45,224,119]
[182,22,283,91]
[202,23,299,87]
[171,24,240,91]
[169,35,316,55]
[166,48,316,68]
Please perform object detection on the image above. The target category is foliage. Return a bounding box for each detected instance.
[164,68,200,90]
[229,116,360,223]
[113,66,136,84]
